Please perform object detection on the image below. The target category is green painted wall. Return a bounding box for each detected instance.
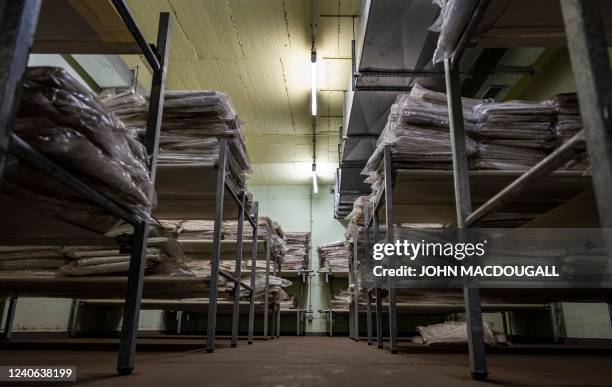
[249,184,347,333]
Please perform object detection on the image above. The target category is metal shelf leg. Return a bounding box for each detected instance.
[248,203,259,344]
[383,146,398,353]
[116,11,171,375]
[375,289,383,349]
[0,0,41,178]
[366,292,373,345]
[2,295,17,341]
[231,192,245,348]
[68,299,79,337]
[444,56,488,380]
[206,140,227,353]
[117,222,150,374]
[263,225,271,339]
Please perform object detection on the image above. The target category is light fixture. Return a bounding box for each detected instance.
[311,50,317,116]
[312,163,318,194]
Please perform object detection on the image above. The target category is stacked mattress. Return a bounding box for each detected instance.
[0,238,191,277]
[282,232,310,271]
[3,67,155,233]
[318,241,351,272]
[99,88,252,203]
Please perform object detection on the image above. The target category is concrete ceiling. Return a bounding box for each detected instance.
[122,0,363,186]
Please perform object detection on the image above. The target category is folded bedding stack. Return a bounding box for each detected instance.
[3,67,155,233]
[552,93,583,141]
[363,84,590,202]
[473,101,558,170]
[0,246,67,276]
[228,273,293,302]
[318,241,350,273]
[58,237,191,276]
[362,85,484,199]
[330,290,352,310]
[99,88,252,208]
[0,238,191,277]
[363,88,482,173]
[175,220,218,240]
[345,195,373,227]
[282,232,310,271]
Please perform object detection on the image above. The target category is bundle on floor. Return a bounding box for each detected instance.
[3,67,155,233]
[282,232,310,271]
[318,241,351,272]
[99,88,252,206]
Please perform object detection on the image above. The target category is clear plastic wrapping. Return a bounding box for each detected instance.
[4,67,155,233]
[99,88,252,195]
[431,0,479,63]
[416,321,497,345]
[318,240,351,271]
[282,232,310,271]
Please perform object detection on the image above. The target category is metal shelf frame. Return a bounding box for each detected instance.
[356,0,612,381]
[0,0,260,375]
[0,0,173,375]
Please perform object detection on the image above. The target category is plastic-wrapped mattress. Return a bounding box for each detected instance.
[3,67,155,233]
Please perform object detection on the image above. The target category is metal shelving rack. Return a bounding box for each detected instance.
[0,0,261,375]
[0,0,173,375]
[356,0,612,381]
[440,0,612,380]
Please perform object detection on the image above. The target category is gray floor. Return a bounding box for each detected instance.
[1,336,611,386]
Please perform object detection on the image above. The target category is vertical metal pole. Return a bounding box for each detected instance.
[68,299,80,337]
[375,288,383,348]
[329,310,333,336]
[0,0,41,178]
[561,0,612,284]
[248,202,259,344]
[349,303,354,339]
[2,295,17,340]
[273,247,280,339]
[352,224,359,342]
[366,291,373,345]
[373,205,384,348]
[364,208,373,346]
[206,139,227,353]
[276,302,280,338]
[444,57,488,380]
[348,247,354,340]
[263,224,271,339]
[117,13,171,375]
[549,305,559,343]
[296,310,301,335]
[176,311,183,335]
[231,192,245,348]
[383,145,398,353]
[270,301,277,340]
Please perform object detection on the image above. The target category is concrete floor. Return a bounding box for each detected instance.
[1,337,611,386]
